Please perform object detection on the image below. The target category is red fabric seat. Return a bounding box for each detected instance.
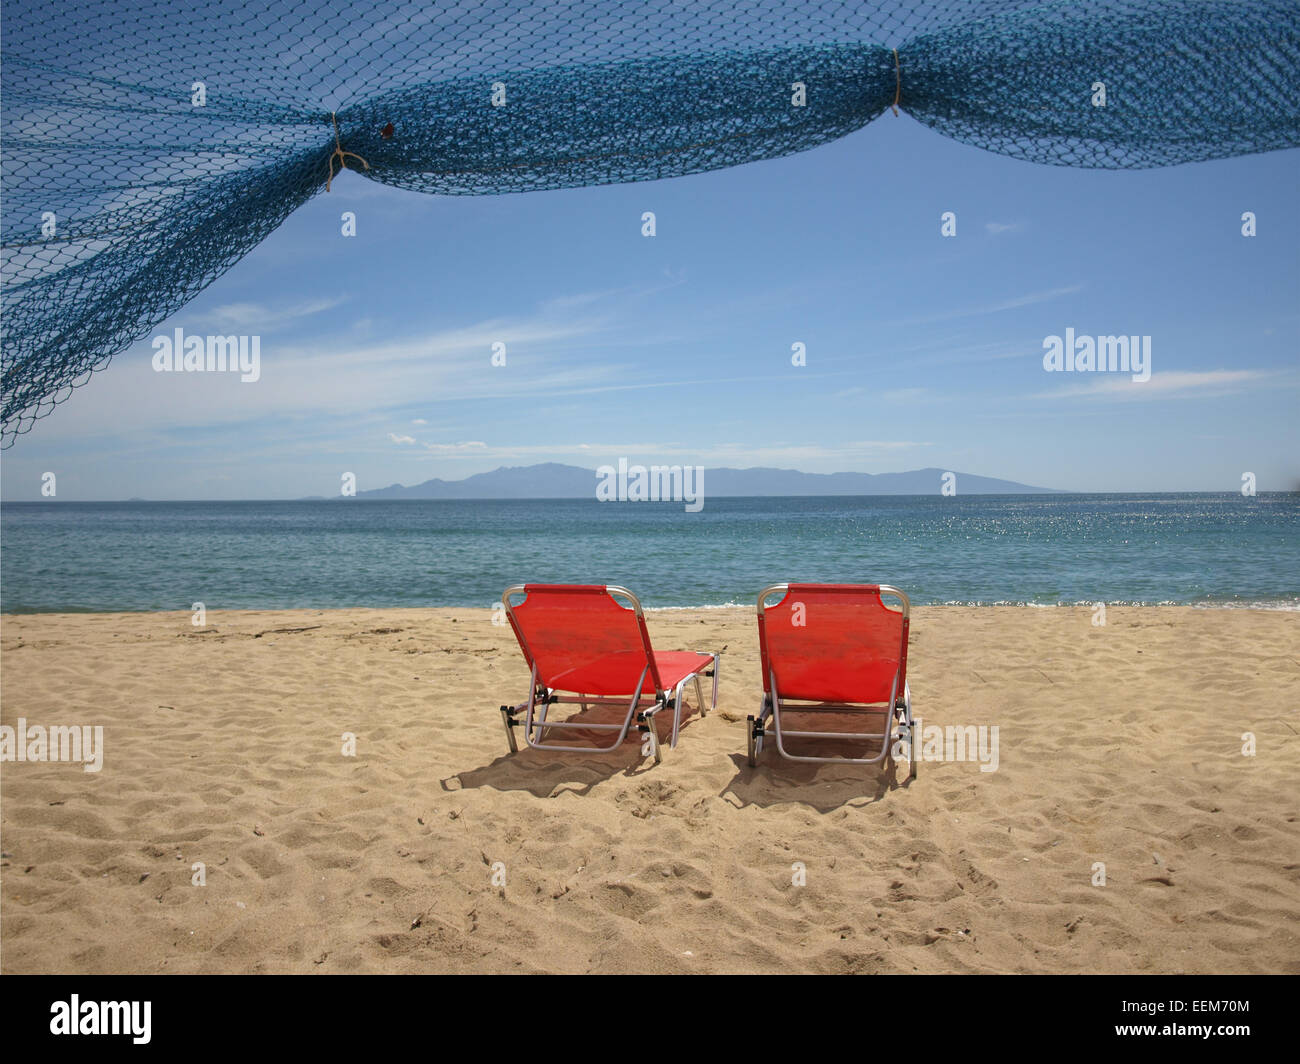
[549,650,713,696]
[507,585,712,696]
[650,651,716,689]
[499,583,718,760]
[758,584,908,704]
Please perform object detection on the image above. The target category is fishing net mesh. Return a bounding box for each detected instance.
[3,0,1298,445]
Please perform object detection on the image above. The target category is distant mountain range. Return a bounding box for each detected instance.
[350,463,1058,498]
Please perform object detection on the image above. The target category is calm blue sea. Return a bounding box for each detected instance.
[1,494,1297,612]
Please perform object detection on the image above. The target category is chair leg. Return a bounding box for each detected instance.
[641,705,663,764]
[500,705,519,754]
[889,693,917,781]
[905,689,918,781]
[747,696,769,767]
[670,684,686,748]
[532,697,552,744]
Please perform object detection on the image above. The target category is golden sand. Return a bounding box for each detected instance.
[1,606,1297,973]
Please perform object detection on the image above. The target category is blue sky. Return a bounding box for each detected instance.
[4,112,1297,499]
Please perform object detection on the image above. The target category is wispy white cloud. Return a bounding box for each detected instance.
[536,274,689,316]
[889,284,1084,327]
[59,310,620,439]
[421,440,488,453]
[985,285,1084,313]
[388,432,416,445]
[985,221,1024,235]
[1030,369,1275,400]
[878,388,928,403]
[189,297,347,332]
[538,290,617,313]
[399,439,931,466]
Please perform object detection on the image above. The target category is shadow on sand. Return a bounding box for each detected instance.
[444,698,707,798]
[719,733,917,813]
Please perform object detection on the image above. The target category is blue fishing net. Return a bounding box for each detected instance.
[3,0,1298,445]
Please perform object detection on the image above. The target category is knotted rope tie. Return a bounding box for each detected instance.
[892,48,902,116]
[326,112,369,191]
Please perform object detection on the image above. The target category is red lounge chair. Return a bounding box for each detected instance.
[498,584,719,763]
[749,583,916,776]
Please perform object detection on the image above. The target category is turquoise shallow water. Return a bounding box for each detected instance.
[1,494,1297,612]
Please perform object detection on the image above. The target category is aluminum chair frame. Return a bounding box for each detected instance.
[748,583,917,778]
[498,584,719,764]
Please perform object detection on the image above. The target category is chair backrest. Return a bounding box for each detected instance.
[503,584,663,697]
[757,583,909,704]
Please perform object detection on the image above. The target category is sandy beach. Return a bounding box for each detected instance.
[1,605,1297,974]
